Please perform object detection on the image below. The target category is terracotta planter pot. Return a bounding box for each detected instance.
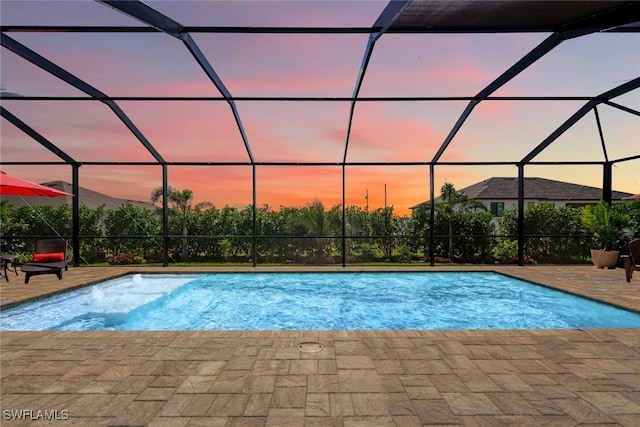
[590,249,620,269]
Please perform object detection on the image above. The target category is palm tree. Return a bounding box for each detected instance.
[437,182,486,260]
[299,199,340,257]
[150,186,212,261]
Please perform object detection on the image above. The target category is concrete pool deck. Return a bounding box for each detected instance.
[1,265,639,426]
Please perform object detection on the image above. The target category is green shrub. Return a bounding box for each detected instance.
[492,239,518,263]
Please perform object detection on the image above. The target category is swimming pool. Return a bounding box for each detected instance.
[2,272,640,331]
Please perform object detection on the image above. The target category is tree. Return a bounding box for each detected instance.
[105,202,162,260]
[299,199,341,259]
[0,201,27,254]
[436,182,487,260]
[79,204,107,263]
[498,204,593,263]
[369,206,395,261]
[150,186,212,261]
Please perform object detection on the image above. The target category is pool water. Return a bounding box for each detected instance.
[2,272,640,331]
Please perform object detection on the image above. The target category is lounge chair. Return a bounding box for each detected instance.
[20,239,72,284]
[623,238,640,283]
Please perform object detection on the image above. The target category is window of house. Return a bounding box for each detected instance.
[490,202,504,217]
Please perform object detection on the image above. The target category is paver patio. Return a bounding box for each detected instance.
[1,265,639,426]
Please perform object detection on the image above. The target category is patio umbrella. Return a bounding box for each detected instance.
[0,171,73,197]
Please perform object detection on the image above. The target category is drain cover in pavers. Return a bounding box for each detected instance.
[298,342,323,352]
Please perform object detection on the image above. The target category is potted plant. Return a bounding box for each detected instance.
[582,200,628,269]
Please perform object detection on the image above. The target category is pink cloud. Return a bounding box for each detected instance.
[1,100,157,162]
[118,101,251,162]
[324,105,448,162]
[194,33,367,97]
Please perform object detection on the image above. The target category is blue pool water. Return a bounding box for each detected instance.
[2,272,640,331]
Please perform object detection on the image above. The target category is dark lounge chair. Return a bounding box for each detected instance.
[20,239,71,284]
[623,238,640,283]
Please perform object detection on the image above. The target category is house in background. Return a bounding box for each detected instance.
[1,181,156,210]
[411,177,634,217]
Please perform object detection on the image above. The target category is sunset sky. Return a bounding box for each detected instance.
[1,0,638,215]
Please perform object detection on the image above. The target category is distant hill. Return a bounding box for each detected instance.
[1,181,156,210]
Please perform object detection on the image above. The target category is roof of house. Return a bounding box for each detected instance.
[412,177,634,208]
[1,181,156,210]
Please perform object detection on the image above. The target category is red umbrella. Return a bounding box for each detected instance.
[0,171,73,197]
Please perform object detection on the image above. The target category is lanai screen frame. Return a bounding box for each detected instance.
[1,0,639,267]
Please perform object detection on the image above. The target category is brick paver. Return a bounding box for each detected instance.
[1,265,639,425]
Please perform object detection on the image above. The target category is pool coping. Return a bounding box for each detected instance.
[2,268,640,331]
[1,264,639,314]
